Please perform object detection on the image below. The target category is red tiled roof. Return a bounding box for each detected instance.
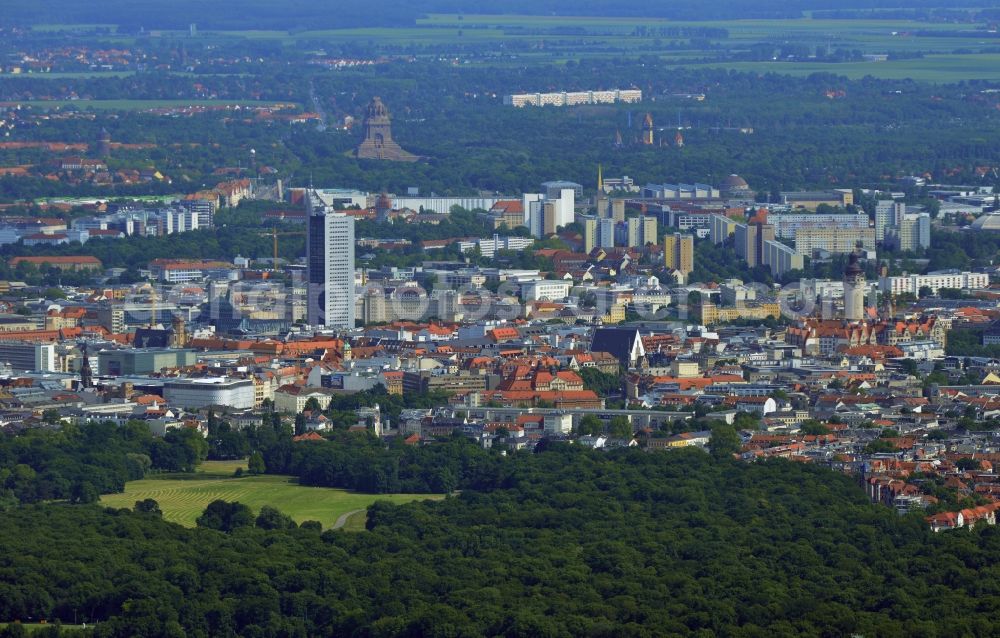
[10,255,101,266]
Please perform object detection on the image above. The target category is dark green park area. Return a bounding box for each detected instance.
[3,435,1000,636]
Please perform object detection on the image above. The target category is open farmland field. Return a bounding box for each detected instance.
[182,15,1000,80]
[686,53,1000,81]
[100,461,442,529]
[166,15,975,49]
[46,14,998,79]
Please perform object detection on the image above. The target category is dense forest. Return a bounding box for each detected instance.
[262,430,500,494]
[2,445,1000,635]
[4,63,1000,200]
[0,421,206,505]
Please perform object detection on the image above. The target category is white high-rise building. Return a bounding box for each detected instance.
[894,212,931,252]
[156,208,199,236]
[875,200,905,242]
[307,190,356,329]
[525,188,575,238]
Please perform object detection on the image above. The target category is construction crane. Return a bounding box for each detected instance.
[259,228,305,269]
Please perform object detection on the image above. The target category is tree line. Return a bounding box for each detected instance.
[0,420,205,506]
[3,444,1000,635]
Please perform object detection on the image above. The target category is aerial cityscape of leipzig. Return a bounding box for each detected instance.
[7,0,1000,635]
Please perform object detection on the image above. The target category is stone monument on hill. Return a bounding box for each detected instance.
[353,97,418,162]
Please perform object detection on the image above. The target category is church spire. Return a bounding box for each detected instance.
[79,342,93,389]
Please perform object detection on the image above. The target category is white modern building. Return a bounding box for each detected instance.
[520,280,572,301]
[155,208,199,236]
[665,210,716,232]
[0,341,57,372]
[307,190,356,328]
[543,412,573,434]
[879,271,989,295]
[875,200,905,242]
[393,196,501,213]
[274,386,334,414]
[526,188,575,237]
[503,89,642,108]
[876,200,930,251]
[769,212,870,239]
[458,236,535,258]
[795,227,876,254]
[887,212,931,252]
[163,378,256,410]
[762,240,804,277]
[642,183,720,199]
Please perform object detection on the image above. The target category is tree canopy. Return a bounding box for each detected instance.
[1,445,1000,635]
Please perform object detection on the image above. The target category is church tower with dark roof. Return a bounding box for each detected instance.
[79,342,93,389]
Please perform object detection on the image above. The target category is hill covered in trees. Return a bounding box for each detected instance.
[2,443,1000,636]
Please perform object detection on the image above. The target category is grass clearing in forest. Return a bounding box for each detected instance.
[101,461,441,529]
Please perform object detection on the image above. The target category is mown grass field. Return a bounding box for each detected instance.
[100,460,442,529]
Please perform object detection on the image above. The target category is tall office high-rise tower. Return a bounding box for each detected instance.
[307,191,356,329]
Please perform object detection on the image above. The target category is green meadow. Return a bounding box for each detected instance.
[100,460,442,529]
